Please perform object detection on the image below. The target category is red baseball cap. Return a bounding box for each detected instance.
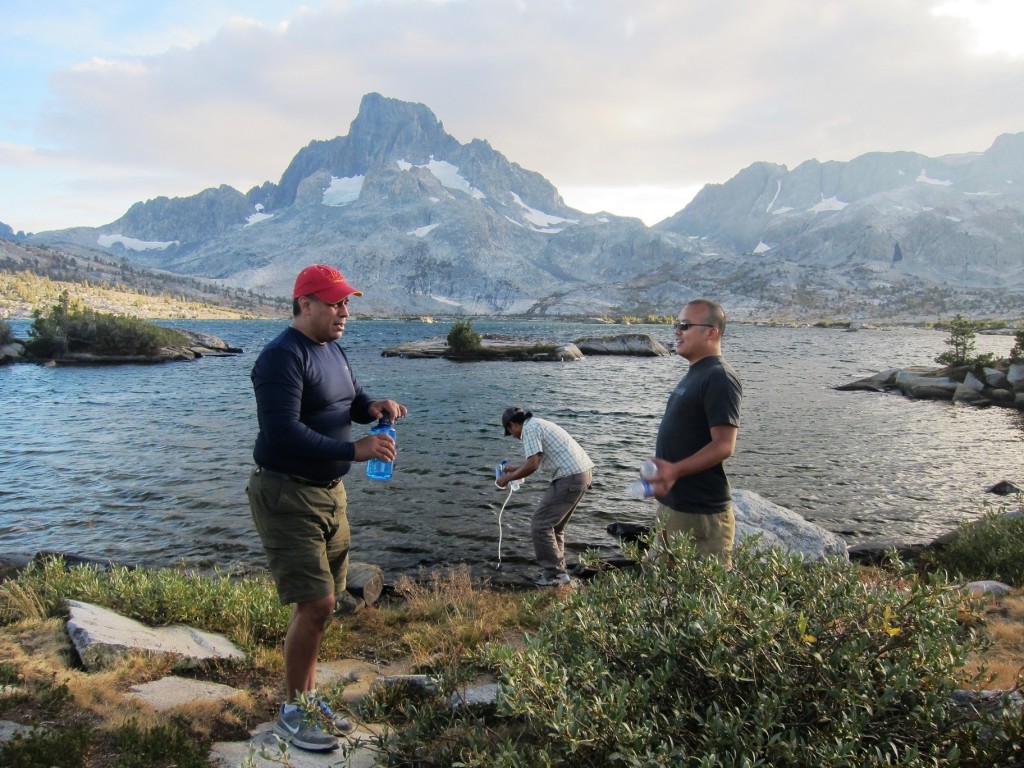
[292,264,362,302]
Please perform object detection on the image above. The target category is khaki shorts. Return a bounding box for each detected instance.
[652,502,735,568]
[246,468,350,605]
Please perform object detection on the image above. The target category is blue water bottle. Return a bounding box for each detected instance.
[366,417,396,480]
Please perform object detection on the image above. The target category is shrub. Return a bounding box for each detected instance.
[921,503,1024,587]
[935,314,977,367]
[374,539,1024,767]
[1009,328,1024,363]
[0,317,12,344]
[26,290,190,357]
[447,319,481,352]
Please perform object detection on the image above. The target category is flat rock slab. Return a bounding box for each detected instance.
[127,676,246,711]
[0,719,34,743]
[382,335,582,361]
[316,658,410,703]
[210,722,381,768]
[67,600,246,671]
[574,333,669,356]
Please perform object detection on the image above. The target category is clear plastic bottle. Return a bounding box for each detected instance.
[496,459,521,491]
[640,459,658,480]
[366,417,396,480]
[626,478,655,499]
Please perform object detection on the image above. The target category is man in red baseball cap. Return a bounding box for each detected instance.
[292,264,363,304]
[247,264,406,751]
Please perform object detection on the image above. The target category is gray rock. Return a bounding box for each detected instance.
[608,490,849,562]
[982,367,1010,389]
[834,368,901,392]
[450,682,499,708]
[211,721,379,768]
[0,342,24,363]
[574,333,669,356]
[952,383,991,405]
[127,676,245,711]
[961,580,1013,597]
[1008,363,1024,391]
[990,388,1015,404]
[962,371,986,392]
[894,371,958,399]
[66,600,245,671]
[733,489,849,561]
[382,335,583,361]
[0,719,34,743]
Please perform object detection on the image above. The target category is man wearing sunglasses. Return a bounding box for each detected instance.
[645,299,743,567]
[247,264,407,751]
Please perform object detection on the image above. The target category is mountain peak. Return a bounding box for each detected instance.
[268,93,460,209]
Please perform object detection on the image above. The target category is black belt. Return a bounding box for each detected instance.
[255,466,343,489]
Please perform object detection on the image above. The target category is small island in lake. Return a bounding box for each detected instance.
[0,292,241,366]
[382,332,668,361]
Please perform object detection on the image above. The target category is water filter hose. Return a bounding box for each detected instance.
[494,479,515,569]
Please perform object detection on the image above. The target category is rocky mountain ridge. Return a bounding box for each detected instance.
[6,93,1023,321]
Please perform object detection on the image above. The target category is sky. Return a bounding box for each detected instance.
[2,0,1024,234]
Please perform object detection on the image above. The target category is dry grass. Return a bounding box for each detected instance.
[964,592,1024,690]
[333,565,554,668]
[1,562,1019,766]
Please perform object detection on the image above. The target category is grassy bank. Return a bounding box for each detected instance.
[1,504,1022,767]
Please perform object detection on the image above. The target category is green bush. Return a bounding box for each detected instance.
[447,319,481,352]
[0,557,289,651]
[0,317,12,345]
[1009,328,1024,363]
[374,539,1024,767]
[26,290,190,357]
[921,504,1024,587]
[935,314,977,367]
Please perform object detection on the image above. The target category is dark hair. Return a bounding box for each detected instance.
[508,410,530,427]
[687,299,727,335]
[292,297,302,317]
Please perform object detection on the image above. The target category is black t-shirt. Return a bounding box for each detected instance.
[655,355,742,513]
[251,326,374,481]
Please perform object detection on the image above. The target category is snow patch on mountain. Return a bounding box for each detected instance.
[510,192,578,232]
[97,234,177,251]
[397,158,485,199]
[916,170,953,186]
[409,223,439,237]
[245,204,273,226]
[810,197,848,213]
[322,175,365,206]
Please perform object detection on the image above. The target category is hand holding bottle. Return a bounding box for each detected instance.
[366,417,397,480]
[495,460,522,491]
[625,459,659,499]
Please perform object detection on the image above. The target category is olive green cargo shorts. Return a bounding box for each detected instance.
[652,502,735,568]
[246,468,350,605]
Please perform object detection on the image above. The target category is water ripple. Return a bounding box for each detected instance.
[1,319,1021,577]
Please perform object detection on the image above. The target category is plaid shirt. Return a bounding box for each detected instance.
[521,417,595,481]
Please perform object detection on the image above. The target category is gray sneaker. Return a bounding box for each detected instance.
[534,572,578,588]
[272,704,340,752]
[312,695,355,734]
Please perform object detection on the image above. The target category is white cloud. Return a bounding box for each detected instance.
[2,0,1024,231]
[932,0,1024,57]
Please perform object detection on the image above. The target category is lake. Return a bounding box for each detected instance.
[1,318,1021,581]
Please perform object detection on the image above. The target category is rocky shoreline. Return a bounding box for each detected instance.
[837,362,1024,410]
[381,332,668,361]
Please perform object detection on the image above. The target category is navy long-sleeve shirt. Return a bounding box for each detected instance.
[251,326,374,481]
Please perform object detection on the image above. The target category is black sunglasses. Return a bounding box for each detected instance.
[674,321,715,332]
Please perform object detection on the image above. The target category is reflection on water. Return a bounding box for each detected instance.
[1,319,1021,579]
